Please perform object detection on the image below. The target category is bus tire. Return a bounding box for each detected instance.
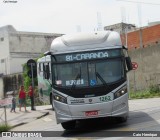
[116,116,127,123]
[50,93,54,110]
[61,121,76,130]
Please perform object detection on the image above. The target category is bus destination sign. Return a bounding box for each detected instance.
[66,51,108,61]
[54,49,122,62]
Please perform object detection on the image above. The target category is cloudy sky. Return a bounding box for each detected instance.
[0,0,160,34]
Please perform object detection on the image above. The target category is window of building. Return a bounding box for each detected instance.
[1,59,5,63]
[0,37,4,41]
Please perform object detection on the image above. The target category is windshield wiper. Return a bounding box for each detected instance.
[71,73,81,90]
[95,72,110,89]
[71,65,82,90]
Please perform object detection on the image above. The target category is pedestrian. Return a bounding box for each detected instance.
[10,92,16,113]
[19,85,27,112]
[28,85,35,110]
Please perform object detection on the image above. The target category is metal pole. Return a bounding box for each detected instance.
[125,27,131,99]
[31,64,35,110]
[134,70,136,92]
[31,63,34,88]
[139,28,143,48]
[4,106,7,126]
[127,74,130,99]
[125,27,128,47]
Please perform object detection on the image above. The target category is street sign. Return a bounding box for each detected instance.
[0,98,12,107]
[27,59,37,78]
[27,70,37,78]
[132,62,138,70]
[27,59,36,68]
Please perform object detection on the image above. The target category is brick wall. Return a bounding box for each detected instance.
[121,24,160,50]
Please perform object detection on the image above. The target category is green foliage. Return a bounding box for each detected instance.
[149,85,160,93]
[22,57,44,106]
[22,60,38,91]
[130,85,160,99]
[0,124,12,132]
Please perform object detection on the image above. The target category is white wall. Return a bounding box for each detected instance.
[9,33,56,53]
[0,77,4,99]
[10,57,30,74]
[0,32,10,75]
[8,33,57,74]
[0,25,62,74]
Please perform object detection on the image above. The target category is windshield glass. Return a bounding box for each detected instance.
[52,59,124,87]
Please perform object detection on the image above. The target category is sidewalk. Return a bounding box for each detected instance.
[0,105,51,128]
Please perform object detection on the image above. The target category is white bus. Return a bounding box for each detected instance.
[38,31,132,130]
[37,55,52,104]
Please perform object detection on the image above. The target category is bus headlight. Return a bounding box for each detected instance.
[114,86,127,99]
[53,93,67,104]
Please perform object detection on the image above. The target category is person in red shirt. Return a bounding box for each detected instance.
[28,85,35,110]
[19,85,27,112]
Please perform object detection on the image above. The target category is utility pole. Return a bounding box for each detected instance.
[97,12,103,31]
[117,0,160,48]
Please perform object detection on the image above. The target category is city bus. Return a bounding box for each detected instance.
[37,55,52,105]
[37,31,132,130]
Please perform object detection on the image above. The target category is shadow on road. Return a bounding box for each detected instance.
[61,110,159,137]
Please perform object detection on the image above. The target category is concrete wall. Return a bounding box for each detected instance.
[0,25,63,74]
[0,76,4,99]
[9,32,57,53]
[8,32,62,74]
[10,58,29,74]
[0,32,10,75]
[3,73,23,94]
[128,44,160,91]
[104,22,136,34]
[8,33,59,73]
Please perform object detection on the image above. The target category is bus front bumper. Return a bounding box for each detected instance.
[54,94,128,124]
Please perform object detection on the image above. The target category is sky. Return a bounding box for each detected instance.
[0,0,160,34]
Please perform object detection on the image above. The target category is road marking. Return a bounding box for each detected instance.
[116,127,134,131]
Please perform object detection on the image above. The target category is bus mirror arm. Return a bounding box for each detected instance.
[123,46,133,71]
[44,51,51,56]
[125,57,133,72]
[122,46,129,57]
[122,46,128,50]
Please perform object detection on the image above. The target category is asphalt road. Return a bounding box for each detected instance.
[11,98,160,139]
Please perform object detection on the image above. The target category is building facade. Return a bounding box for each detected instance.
[0,25,63,75]
[104,22,160,50]
[127,24,160,50]
[104,22,136,34]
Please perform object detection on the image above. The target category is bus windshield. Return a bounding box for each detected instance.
[52,58,125,88]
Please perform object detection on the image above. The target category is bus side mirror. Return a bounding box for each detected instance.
[125,57,133,71]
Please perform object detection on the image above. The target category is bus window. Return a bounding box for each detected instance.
[43,63,50,79]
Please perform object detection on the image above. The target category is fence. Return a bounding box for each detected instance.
[3,73,23,96]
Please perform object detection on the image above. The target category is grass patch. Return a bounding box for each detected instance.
[130,85,160,99]
[0,124,12,133]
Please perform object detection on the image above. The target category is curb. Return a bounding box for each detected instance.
[10,111,50,129]
[11,122,27,129]
[36,111,49,119]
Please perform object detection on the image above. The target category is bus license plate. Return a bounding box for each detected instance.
[85,110,98,117]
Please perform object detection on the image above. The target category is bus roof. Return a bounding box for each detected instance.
[37,55,51,63]
[50,31,122,54]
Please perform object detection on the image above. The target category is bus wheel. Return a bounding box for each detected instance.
[61,121,76,130]
[50,94,54,110]
[116,116,127,123]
